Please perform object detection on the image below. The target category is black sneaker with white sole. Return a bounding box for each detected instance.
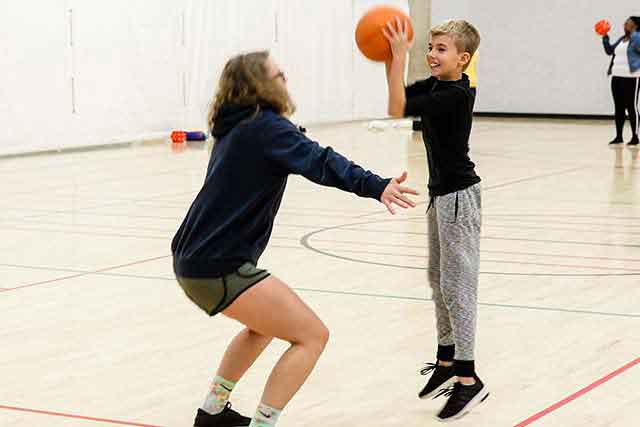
[434,376,489,422]
[193,403,251,427]
[418,362,456,399]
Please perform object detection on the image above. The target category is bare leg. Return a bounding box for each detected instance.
[223,276,329,410]
[216,327,273,382]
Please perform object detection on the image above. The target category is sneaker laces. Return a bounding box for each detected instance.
[433,382,460,400]
[420,362,437,375]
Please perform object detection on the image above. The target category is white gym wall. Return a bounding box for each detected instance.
[430,0,639,115]
[0,0,408,156]
[6,1,630,155]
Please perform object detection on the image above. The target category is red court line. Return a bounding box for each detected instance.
[0,404,163,426]
[514,356,640,426]
[1,255,170,293]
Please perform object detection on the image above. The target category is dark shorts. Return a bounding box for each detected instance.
[176,263,270,316]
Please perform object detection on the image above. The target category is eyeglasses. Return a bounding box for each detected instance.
[272,71,287,83]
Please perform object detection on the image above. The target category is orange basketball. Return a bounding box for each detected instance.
[595,19,611,36]
[356,6,414,62]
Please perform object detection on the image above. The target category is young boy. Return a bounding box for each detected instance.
[383,19,489,421]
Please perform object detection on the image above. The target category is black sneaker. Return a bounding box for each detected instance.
[418,362,456,399]
[434,377,489,422]
[194,403,251,427]
[609,138,624,145]
[628,137,639,146]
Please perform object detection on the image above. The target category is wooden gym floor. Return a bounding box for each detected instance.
[1,117,639,426]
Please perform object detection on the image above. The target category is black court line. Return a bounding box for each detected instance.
[5,214,640,240]
[0,224,324,240]
[304,247,640,273]
[9,189,199,207]
[423,217,640,228]
[309,238,640,263]
[482,166,588,190]
[9,209,638,229]
[1,219,176,233]
[0,143,170,174]
[14,188,201,222]
[0,247,296,285]
[484,213,640,220]
[3,261,638,319]
[293,288,640,319]
[333,226,640,249]
[0,226,170,240]
[0,221,334,236]
[482,235,640,249]
[122,201,367,216]
[1,263,87,275]
[354,166,589,219]
[2,223,638,276]
[4,240,639,278]
[403,219,640,235]
[0,245,302,290]
[3,164,190,199]
[3,223,637,272]
[0,255,170,292]
[11,208,184,221]
[298,253,640,277]
[8,208,344,225]
[300,220,640,276]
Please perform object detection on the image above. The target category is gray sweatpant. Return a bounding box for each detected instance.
[427,183,481,361]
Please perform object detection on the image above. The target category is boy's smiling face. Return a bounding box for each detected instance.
[427,34,470,81]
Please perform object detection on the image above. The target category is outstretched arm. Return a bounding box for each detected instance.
[383,17,413,118]
[264,119,419,213]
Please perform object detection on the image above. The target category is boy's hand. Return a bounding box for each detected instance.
[383,17,414,59]
[381,171,419,215]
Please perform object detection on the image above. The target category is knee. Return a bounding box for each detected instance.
[246,328,273,345]
[302,321,330,354]
[317,324,330,349]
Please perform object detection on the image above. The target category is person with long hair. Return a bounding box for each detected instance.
[171,51,419,427]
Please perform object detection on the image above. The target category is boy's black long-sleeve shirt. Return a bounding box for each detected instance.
[405,74,481,197]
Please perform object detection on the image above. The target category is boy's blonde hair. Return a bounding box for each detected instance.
[430,20,480,70]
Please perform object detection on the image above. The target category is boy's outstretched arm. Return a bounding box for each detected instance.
[383,17,413,118]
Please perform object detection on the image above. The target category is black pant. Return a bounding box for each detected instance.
[611,76,640,139]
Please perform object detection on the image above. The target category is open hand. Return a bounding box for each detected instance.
[381,171,419,214]
[382,17,414,59]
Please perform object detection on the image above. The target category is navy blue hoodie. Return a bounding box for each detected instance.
[171,104,390,278]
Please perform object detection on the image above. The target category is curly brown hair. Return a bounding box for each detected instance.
[207,51,295,131]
